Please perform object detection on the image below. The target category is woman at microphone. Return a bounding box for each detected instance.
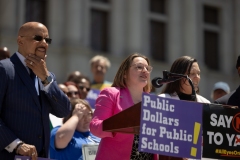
[90,53,158,160]
[158,56,211,160]
[158,56,209,103]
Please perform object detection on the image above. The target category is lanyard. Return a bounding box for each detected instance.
[87,136,97,144]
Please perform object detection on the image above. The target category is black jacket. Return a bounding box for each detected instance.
[214,85,240,108]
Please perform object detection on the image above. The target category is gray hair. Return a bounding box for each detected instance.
[89,55,111,69]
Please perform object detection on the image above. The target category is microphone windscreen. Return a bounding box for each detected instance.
[151,77,163,88]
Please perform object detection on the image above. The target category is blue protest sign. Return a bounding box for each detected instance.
[86,89,100,109]
[139,93,203,159]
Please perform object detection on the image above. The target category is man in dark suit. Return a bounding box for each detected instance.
[215,55,240,107]
[0,22,71,160]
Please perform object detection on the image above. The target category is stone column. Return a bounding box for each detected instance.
[82,0,90,47]
[220,1,234,74]
[234,0,240,61]
[64,0,82,46]
[47,0,64,46]
[110,0,126,56]
[182,0,201,59]
[0,0,21,36]
[126,0,144,54]
[0,0,24,49]
[167,0,183,63]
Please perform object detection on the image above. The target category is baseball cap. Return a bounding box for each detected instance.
[212,81,230,93]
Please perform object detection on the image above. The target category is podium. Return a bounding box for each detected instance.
[102,101,234,135]
[102,102,141,134]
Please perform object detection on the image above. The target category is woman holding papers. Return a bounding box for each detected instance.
[90,53,158,160]
[49,98,100,160]
[158,56,211,160]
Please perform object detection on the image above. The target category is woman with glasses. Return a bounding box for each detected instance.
[90,53,158,160]
[49,98,100,160]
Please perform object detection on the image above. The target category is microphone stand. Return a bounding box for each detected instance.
[186,75,196,101]
[165,71,197,101]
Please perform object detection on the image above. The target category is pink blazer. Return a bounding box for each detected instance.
[90,87,158,160]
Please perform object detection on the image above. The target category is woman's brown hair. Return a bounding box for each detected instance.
[111,53,152,93]
[161,56,198,94]
[63,98,93,124]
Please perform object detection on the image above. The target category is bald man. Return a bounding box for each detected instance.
[0,47,10,60]
[0,22,71,159]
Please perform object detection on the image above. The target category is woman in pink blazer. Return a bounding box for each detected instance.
[90,53,158,160]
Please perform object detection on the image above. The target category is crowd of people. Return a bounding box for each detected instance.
[0,21,239,160]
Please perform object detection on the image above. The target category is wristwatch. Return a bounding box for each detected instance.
[41,75,52,85]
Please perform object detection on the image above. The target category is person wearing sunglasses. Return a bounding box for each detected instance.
[58,83,69,97]
[64,81,80,99]
[66,71,91,99]
[78,75,91,99]
[90,53,158,160]
[49,83,70,130]
[0,22,71,160]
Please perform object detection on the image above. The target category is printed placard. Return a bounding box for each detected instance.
[202,104,240,159]
[14,155,55,160]
[139,93,203,159]
[82,144,99,160]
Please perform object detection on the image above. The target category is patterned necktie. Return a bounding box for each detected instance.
[29,69,40,100]
[29,68,36,83]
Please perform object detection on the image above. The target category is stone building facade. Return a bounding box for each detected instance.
[0,0,240,100]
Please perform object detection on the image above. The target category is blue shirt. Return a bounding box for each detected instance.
[49,126,101,160]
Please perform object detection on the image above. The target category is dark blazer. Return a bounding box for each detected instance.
[215,85,240,108]
[0,53,71,159]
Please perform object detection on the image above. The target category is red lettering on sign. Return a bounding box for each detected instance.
[232,113,240,133]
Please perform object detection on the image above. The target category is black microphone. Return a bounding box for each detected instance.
[152,71,196,101]
[151,77,164,88]
[151,77,180,88]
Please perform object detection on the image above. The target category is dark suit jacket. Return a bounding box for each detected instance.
[214,85,240,108]
[0,53,71,159]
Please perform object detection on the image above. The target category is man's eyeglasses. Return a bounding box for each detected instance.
[131,63,153,73]
[20,35,52,44]
[79,86,91,92]
[67,91,79,97]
